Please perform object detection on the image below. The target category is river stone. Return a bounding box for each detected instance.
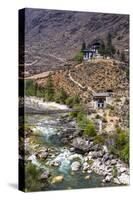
[61,137,68,144]
[87,170,92,174]
[68,154,82,161]
[105,175,112,182]
[103,153,109,162]
[117,173,129,185]
[82,162,90,171]
[39,171,50,180]
[84,175,90,180]
[120,167,127,173]
[51,161,61,167]
[113,177,121,185]
[105,160,111,166]
[71,161,81,171]
[51,175,64,184]
[111,159,117,165]
[36,151,49,159]
[72,137,90,153]
[70,147,75,152]
[103,145,108,153]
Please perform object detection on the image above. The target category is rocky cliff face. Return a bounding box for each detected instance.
[23,8,129,75]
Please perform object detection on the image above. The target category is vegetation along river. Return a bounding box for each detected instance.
[24,100,117,191]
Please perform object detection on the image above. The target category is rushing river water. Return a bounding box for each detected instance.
[25,112,115,191]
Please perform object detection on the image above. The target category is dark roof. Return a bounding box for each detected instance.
[82,48,93,52]
[92,42,101,46]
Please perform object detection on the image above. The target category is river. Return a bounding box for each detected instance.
[25,100,116,191]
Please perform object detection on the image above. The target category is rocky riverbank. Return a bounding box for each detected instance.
[22,97,129,191]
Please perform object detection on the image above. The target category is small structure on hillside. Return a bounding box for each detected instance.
[82,42,101,60]
[93,91,113,109]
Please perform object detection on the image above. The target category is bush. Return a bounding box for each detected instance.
[120,143,129,163]
[77,112,88,129]
[25,80,36,96]
[65,95,80,108]
[54,88,68,104]
[25,163,42,192]
[95,114,101,119]
[87,159,94,165]
[74,51,83,63]
[25,79,45,97]
[84,120,96,137]
[109,128,129,163]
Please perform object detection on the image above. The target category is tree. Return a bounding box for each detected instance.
[55,87,68,104]
[120,52,126,62]
[45,74,55,101]
[35,82,38,96]
[84,120,96,137]
[81,41,86,51]
[105,33,116,57]
[99,42,106,56]
[109,128,129,163]
[117,49,120,58]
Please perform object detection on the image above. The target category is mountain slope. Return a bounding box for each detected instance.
[23,8,129,75]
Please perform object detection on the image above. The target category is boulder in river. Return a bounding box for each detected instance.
[82,162,90,171]
[103,153,109,163]
[103,175,112,183]
[51,161,61,167]
[70,147,75,152]
[39,171,50,180]
[51,175,64,184]
[72,137,90,153]
[117,173,129,185]
[68,153,82,161]
[71,161,81,171]
[36,151,49,160]
[84,175,90,180]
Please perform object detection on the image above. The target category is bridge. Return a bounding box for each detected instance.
[24,106,81,115]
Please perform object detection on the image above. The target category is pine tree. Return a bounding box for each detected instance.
[99,42,106,56]
[45,74,54,101]
[81,41,86,51]
[120,52,126,62]
[105,33,116,57]
[117,49,120,57]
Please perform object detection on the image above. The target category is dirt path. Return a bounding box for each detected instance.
[68,62,96,95]
[25,71,53,80]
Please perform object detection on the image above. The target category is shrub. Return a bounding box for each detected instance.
[87,159,94,165]
[109,128,129,163]
[77,112,88,129]
[70,104,83,118]
[84,120,96,137]
[120,143,129,163]
[25,79,45,97]
[95,114,101,119]
[25,80,36,96]
[74,51,83,63]
[65,95,80,108]
[94,135,105,145]
[25,163,42,192]
[55,88,68,104]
